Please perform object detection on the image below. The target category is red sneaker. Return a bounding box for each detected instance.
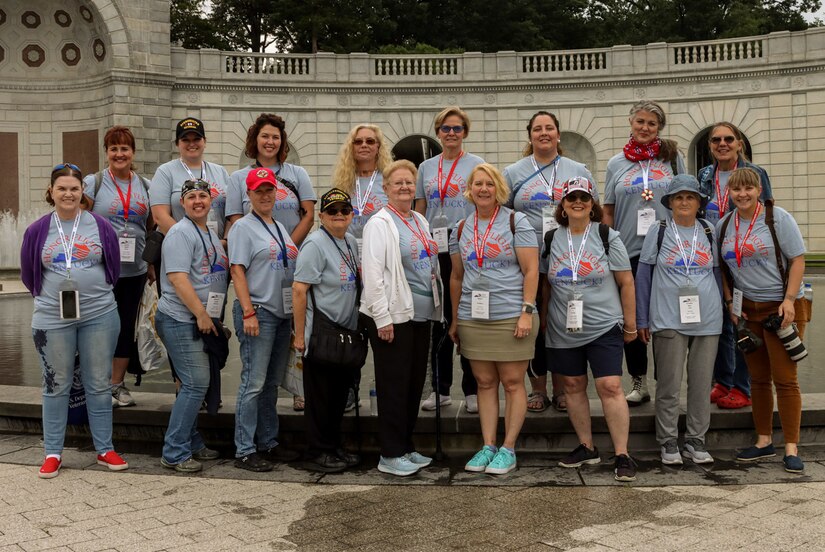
[710,383,730,404]
[39,457,62,479]
[716,387,751,409]
[97,451,129,471]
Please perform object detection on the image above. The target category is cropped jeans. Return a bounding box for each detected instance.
[33,307,120,456]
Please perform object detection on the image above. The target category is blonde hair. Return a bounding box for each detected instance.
[382,159,418,184]
[434,106,470,135]
[331,124,394,194]
[728,167,761,190]
[463,163,510,206]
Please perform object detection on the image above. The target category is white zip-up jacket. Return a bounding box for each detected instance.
[359,207,443,328]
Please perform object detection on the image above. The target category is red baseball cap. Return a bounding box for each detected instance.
[246,167,277,191]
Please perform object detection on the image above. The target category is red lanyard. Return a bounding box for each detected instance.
[109,169,132,222]
[437,152,464,204]
[472,206,500,268]
[386,205,434,257]
[734,202,762,268]
[715,169,730,217]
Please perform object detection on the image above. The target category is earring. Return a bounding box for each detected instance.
[562,211,568,219]
[590,210,595,219]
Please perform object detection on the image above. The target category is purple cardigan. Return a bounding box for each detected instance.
[21,211,121,296]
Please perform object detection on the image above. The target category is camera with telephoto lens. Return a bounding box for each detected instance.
[736,321,763,354]
[762,314,808,362]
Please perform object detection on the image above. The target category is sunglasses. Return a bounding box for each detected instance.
[353,138,377,146]
[439,125,464,134]
[710,135,737,145]
[565,192,592,202]
[53,162,80,172]
[325,206,353,216]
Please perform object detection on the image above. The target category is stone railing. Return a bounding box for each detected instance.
[170,27,825,83]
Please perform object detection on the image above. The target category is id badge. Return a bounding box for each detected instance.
[207,220,219,235]
[119,233,137,263]
[431,274,441,309]
[206,292,225,318]
[732,288,744,317]
[636,208,656,236]
[542,204,559,236]
[566,291,583,333]
[471,290,490,319]
[282,284,294,315]
[433,227,449,253]
[678,286,701,324]
[356,238,363,261]
[58,278,80,320]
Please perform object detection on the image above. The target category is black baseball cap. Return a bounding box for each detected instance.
[176,117,206,142]
[320,188,353,212]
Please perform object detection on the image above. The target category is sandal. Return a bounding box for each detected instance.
[552,394,567,412]
[527,391,550,413]
[293,395,305,411]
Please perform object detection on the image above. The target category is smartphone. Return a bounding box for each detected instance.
[60,289,80,320]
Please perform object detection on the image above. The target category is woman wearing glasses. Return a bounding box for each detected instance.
[22,163,128,478]
[155,178,229,473]
[363,160,442,476]
[225,113,316,246]
[228,167,300,472]
[503,110,598,414]
[697,122,773,410]
[603,100,685,406]
[414,106,483,415]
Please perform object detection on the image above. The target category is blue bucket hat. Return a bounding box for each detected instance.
[661,174,708,210]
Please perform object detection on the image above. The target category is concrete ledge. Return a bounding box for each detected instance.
[4,385,825,453]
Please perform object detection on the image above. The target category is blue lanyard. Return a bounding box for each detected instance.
[252,212,289,268]
[321,226,358,280]
[186,216,218,271]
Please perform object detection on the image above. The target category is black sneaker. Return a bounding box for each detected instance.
[309,452,347,473]
[614,454,637,482]
[558,444,601,468]
[335,448,361,467]
[259,445,300,463]
[234,453,274,472]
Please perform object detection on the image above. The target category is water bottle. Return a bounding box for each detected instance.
[804,283,813,303]
[369,381,378,416]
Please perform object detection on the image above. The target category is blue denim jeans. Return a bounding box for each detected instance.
[232,301,292,458]
[713,312,751,396]
[32,307,120,455]
[155,310,209,464]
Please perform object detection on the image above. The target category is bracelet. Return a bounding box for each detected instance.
[242,311,257,320]
[623,328,638,335]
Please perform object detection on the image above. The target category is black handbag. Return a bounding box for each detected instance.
[304,285,368,370]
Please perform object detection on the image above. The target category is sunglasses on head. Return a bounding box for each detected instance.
[353,138,377,146]
[325,206,353,216]
[565,192,592,202]
[53,162,80,172]
[439,125,464,134]
[710,135,736,145]
[181,178,211,195]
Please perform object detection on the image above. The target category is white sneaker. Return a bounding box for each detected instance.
[465,394,478,414]
[661,440,683,465]
[625,376,650,406]
[683,439,714,464]
[112,383,136,408]
[421,392,452,411]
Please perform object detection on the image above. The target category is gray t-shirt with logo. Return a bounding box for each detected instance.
[703,169,732,227]
[415,152,485,227]
[349,173,388,237]
[390,212,439,322]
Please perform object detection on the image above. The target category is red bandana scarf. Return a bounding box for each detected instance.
[623,135,661,162]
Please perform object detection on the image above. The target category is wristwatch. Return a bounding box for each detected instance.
[522,303,536,314]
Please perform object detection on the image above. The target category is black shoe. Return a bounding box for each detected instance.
[558,444,601,468]
[234,453,274,472]
[309,452,347,473]
[614,454,637,482]
[259,445,300,463]
[335,448,361,467]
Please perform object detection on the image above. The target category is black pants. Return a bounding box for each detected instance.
[365,317,430,458]
[303,356,354,455]
[431,253,476,396]
[625,255,648,378]
[112,273,148,359]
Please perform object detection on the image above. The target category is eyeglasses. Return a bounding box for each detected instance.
[325,207,353,216]
[710,135,736,145]
[439,125,464,135]
[53,162,80,172]
[353,138,377,146]
[388,181,415,188]
[565,192,592,202]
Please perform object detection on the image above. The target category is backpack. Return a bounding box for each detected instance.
[541,223,610,259]
[456,211,516,241]
[651,219,714,273]
[94,170,151,197]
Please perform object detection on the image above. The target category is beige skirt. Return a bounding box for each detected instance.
[457,314,539,362]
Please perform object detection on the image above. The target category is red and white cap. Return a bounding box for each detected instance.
[561,176,594,200]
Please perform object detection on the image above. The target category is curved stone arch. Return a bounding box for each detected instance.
[88,0,131,69]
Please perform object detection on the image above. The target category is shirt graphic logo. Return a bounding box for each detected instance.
[556,260,594,278]
[427,179,463,199]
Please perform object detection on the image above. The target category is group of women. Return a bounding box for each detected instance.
[22,101,810,481]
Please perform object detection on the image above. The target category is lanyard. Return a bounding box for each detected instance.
[252,212,289,268]
[530,155,559,200]
[640,159,652,193]
[714,169,731,217]
[109,169,132,222]
[354,170,378,214]
[53,211,82,275]
[186,216,218,270]
[387,205,434,258]
[253,160,282,177]
[671,219,699,278]
[321,227,358,280]
[180,159,205,181]
[566,223,592,284]
[734,202,762,268]
[437,152,464,205]
[472,206,500,269]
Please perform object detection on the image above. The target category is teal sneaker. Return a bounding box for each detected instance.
[464,446,497,473]
[485,447,517,475]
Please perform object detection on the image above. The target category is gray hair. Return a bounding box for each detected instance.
[629,100,666,130]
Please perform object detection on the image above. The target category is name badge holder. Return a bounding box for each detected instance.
[731,288,744,318]
[119,226,138,264]
[542,204,559,236]
[637,208,656,236]
[566,290,583,333]
[679,283,701,324]
[282,280,294,314]
[205,291,225,318]
[431,209,450,254]
[471,274,490,320]
[59,278,80,320]
[206,210,219,235]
